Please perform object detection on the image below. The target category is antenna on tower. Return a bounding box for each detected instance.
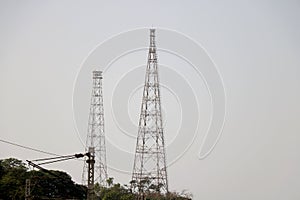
[131,29,169,199]
[83,70,108,195]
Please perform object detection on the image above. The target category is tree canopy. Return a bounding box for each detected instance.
[0,158,192,200]
[0,158,86,199]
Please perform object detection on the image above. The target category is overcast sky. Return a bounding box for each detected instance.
[1,1,300,199]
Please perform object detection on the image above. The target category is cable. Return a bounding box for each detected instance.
[38,156,79,165]
[0,138,60,156]
[0,138,85,163]
[32,155,75,162]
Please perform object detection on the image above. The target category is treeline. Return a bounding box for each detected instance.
[0,158,86,199]
[95,178,192,200]
[0,158,192,199]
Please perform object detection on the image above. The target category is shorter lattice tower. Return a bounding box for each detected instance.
[83,71,108,188]
[132,29,169,199]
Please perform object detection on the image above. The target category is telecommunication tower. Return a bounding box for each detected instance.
[83,71,108,189]
[132,29,169,199]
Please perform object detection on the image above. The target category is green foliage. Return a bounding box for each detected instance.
[93,178,191,200]
[0,158,86,199]
[0,158,192,200]
[106,177,114,187]
[94,181,135,200]
[0,158,28,199]
[28,170,86,199]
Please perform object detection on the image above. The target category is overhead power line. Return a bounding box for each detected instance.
[0,138,60,156]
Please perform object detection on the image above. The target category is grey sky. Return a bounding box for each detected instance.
[1,1,300,199]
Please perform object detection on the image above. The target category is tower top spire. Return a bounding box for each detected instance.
[150,29,156,50]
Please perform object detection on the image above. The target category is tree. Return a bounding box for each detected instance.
[0,158,192,199]
[0,158,86,199]
[0,158,28,199]
[29,170,86,199]
[106,177,114,187]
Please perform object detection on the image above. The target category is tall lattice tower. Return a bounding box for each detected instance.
[83,71,108,188]
[132,29,168,199]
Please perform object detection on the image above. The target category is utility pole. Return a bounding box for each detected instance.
[25,179,31,200]
[83,71,108,190]
[132,29,169,199]
[87,147,95,200]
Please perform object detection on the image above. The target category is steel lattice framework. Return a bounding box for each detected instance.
[132,29,168,199]
[83,71,108,188]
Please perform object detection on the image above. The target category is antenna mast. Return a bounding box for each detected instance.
[83,71,108,191]
[132,29,169,199]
